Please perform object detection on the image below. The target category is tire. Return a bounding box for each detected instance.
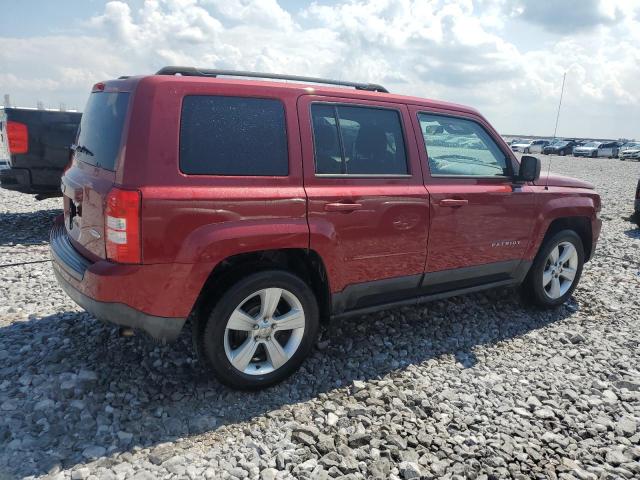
[197,270,319,389]
[524,148,530,154]
[560,149,566,156]
[521,230,585,308]
[591,151,597,158]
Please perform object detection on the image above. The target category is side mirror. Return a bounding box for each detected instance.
[517,155,541,182]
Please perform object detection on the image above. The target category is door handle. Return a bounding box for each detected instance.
[439,198,468,207]
[324,202,363,212]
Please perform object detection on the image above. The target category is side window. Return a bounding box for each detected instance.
[180,95,288,176]
[311,105,343,174]
[311,104,408,175]
[418,113,509,177]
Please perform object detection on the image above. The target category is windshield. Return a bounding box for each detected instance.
[75,91,130,171]
[583,142,599,147]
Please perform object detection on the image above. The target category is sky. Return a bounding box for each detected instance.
[1,0,639,139]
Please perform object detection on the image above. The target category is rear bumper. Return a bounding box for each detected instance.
[0,167,62,194]
[0,167,31,192]
[50,218,187,342]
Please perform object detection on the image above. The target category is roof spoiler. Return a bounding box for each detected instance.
[155,66,389,93]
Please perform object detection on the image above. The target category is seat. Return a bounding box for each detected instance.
[313,122,342,174]
[349,125,392,174]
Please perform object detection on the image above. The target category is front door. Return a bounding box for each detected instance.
[410,108,537,278]
[298,96,430,310]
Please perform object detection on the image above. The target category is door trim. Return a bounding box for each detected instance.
[331,259,532,316]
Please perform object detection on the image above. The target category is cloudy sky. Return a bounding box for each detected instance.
[1,0,639,139]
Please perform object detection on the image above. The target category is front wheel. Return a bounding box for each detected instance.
[522,230,584,307]
[198,270,319,389]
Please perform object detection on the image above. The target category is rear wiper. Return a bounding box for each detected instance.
[71,144,94,157]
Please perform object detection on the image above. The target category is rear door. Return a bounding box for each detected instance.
[600,142,614,157]
[62,90,130,260]
[298,96,429,306]
[410,107,537,278]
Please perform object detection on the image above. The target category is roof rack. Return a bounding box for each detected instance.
[155,66,389,93]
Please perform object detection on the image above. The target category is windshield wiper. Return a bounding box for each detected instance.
[71,144,94,157]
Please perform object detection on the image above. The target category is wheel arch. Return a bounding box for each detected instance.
[541,216,593,261]
[189,248,332,328]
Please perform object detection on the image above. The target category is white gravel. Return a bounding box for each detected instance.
[0,155,639,480]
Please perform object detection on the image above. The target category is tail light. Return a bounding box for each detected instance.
[6,121,28,154]
[105,187,141,264]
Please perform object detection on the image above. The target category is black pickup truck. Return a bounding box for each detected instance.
[0,108,81,198]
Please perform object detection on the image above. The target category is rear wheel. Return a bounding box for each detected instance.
[522,230,584,307]
[197,270,319,389]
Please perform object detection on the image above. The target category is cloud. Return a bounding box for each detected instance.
[0,0,638,138]
[503,0,625,33]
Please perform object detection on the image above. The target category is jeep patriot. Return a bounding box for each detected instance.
[51,67,601,389]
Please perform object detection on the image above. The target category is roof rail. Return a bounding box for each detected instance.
[155,66,389,93]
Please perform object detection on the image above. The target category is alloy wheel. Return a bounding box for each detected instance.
[542,241,579,299]
[223,288,305,375]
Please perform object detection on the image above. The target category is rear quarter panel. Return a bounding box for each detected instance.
[124,77,308,267]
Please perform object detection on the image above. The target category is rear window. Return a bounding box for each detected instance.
[180,96,288,176]
[75,92,130,171]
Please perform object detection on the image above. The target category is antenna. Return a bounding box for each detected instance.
[545,72,566,190]
[553,72,566,139]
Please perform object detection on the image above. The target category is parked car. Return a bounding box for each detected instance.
[573,141,619,158]
[634,179,640,228]
[0,107,81,198]
[620,148,640,161]
[0,119,10,170]
[51,67,602,389]
[619,142,640,160]
[543,140,577,156]
[511,139,549,153]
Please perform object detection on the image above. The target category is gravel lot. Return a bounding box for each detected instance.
[1,155,639,480]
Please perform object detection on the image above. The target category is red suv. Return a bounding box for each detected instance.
[51,67,601,389]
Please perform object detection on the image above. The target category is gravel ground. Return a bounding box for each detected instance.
[0,155,639,480]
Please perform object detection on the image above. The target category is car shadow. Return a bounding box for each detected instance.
[0,209,62,245]
[0,289,575,478]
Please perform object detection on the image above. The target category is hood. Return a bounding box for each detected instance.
[622,148,640,154]
[534,173,594,189]
[574,146,596,151]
